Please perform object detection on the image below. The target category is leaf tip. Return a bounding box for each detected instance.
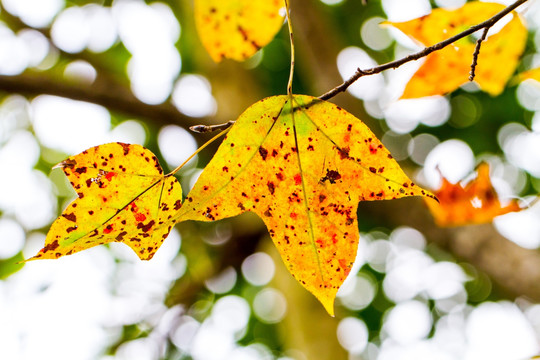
[21,252,47,263]
[319,295,336,317]
[137,251,156,261]
[53,158,77,170]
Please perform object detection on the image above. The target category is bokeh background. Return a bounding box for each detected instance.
[1,0,540,359]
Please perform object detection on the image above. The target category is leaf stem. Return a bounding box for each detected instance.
[284,0,295,97]
[167,127,231,176]
[319,0,530,101]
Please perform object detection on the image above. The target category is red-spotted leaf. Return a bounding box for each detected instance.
[28,143,182,261]
[194,0,284,62]
[175,95,434,315]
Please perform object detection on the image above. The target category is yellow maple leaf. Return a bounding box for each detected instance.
[425,162,521,227]
[176,95,434,315]
[28,143,182,261]
[386,2,527,98]
[194,0,284,62]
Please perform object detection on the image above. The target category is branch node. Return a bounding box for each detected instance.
[190,120,236,133]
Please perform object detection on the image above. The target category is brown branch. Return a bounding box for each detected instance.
[319,0,530,101]
[469,27,489,81]
[0,4,121,78]
[0,3,212,130]
[0,73,202,128]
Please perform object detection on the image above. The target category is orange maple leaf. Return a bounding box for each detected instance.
[425,162,521,227]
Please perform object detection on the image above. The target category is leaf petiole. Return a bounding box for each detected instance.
[284,0,294,98]
[167,127,231,176]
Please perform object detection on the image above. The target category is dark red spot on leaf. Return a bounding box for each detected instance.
[62,213,77,222]
[320,170,341,184]
[137,220,155,233]
[41,240,59,253]
[267,181,275,195]
[174,200,182,210]
[237,25,249,41]
[119,143,130,155]
[259,146,268,160]
[339,147,350,160]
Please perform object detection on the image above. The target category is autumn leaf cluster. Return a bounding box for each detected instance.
[30,0,536,315]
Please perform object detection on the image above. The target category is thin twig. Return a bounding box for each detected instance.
[469,27,489,81]
[319,0,529,101]
[190,120,235,133]
[284,0,295,97]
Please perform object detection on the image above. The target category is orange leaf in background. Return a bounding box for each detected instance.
[518,67,540,86]
[194,0,284,62]
[425,163,521,227]
[386,1,527,98]
[27,143,182,261]
[175,95,434,315]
